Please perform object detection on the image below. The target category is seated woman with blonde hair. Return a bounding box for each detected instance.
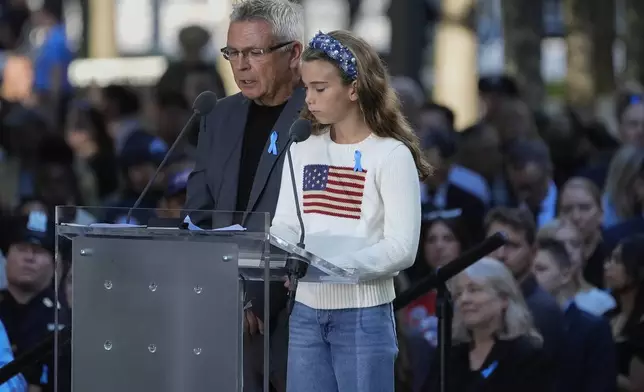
[537,218,616,316]
[424,257,554,392]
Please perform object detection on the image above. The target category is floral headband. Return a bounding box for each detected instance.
[308,31,358,81]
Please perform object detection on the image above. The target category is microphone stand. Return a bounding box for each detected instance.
[0,328,71,387]
[285,143,308,316]
[392,232,507,392]
[436,280,452,392]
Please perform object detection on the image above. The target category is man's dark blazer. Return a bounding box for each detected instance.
[184,88,306,321]
[421,183,486,242]
[603,216,644,253]
[521,274,565,361]
[558,302,617,392]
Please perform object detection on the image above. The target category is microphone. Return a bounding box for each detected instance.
[126,91,218,224]
[286,118,312,246]
[284,119,312,315]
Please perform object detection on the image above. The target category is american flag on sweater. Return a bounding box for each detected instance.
[302,164,366,220]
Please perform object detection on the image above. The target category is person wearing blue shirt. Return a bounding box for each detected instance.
[31,1,73,126]
[0,211,70,392]
[0,320,27,391]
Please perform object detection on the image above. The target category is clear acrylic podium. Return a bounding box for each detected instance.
[54,207,359,392]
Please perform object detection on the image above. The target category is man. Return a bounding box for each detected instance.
[156,25,227,102]
[0,211,70,392]
[478,74,520,122]
[533,238,617,392]
[484,207,564,360]
[184,1,304,390]
[33,134,96,225]
[420,128,486,241]
[455,123,501,205]
[505,138,557,228]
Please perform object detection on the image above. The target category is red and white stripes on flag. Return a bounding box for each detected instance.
[302,164,366,220]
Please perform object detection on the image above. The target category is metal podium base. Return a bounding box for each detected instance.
[71,237,241,391]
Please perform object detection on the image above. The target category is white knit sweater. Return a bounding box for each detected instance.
[270,131,421,310]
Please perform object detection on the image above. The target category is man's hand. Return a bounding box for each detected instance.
[243,310,264,336]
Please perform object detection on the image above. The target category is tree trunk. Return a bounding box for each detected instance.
[590,0,616,132]
[590,0,615,95]
[563,0,595,114]
[88,0,117,58]
[624,0,644,84]
[433,0,478,130]
[388,0,427,84]
[502,0,544,111]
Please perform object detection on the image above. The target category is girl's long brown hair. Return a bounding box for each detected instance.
[300,30,432,180]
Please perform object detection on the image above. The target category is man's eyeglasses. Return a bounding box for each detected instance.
[220,41,294,61]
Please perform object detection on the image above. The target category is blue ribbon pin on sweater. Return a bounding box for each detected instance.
[268,131,278,155]
[354,150,363,172]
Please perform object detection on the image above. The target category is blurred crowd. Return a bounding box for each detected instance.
[0,0,641,391]
[0,1,227,391]
[396,76,644,391]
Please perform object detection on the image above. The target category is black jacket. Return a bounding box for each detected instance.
[424,335,555,392]
[558,303,617,392]
[521,274,565,361]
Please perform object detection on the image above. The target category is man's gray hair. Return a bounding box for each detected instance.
[230,0,304,43]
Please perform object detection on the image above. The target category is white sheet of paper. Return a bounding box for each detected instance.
[212,224,247,231]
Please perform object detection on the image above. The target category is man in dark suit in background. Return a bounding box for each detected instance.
[184,1,305,391]
[420,127,487,241]
[484,207,565,361]
[504,139,558,229]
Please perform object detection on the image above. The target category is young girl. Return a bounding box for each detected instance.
[270,30,430,392]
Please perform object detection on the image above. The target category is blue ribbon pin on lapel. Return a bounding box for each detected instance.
[354,150,363,172]
[630,94,642,105]
[481,361,498,379]
[268,131,278,155]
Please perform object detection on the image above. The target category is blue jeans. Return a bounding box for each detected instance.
[287,302,398,392]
